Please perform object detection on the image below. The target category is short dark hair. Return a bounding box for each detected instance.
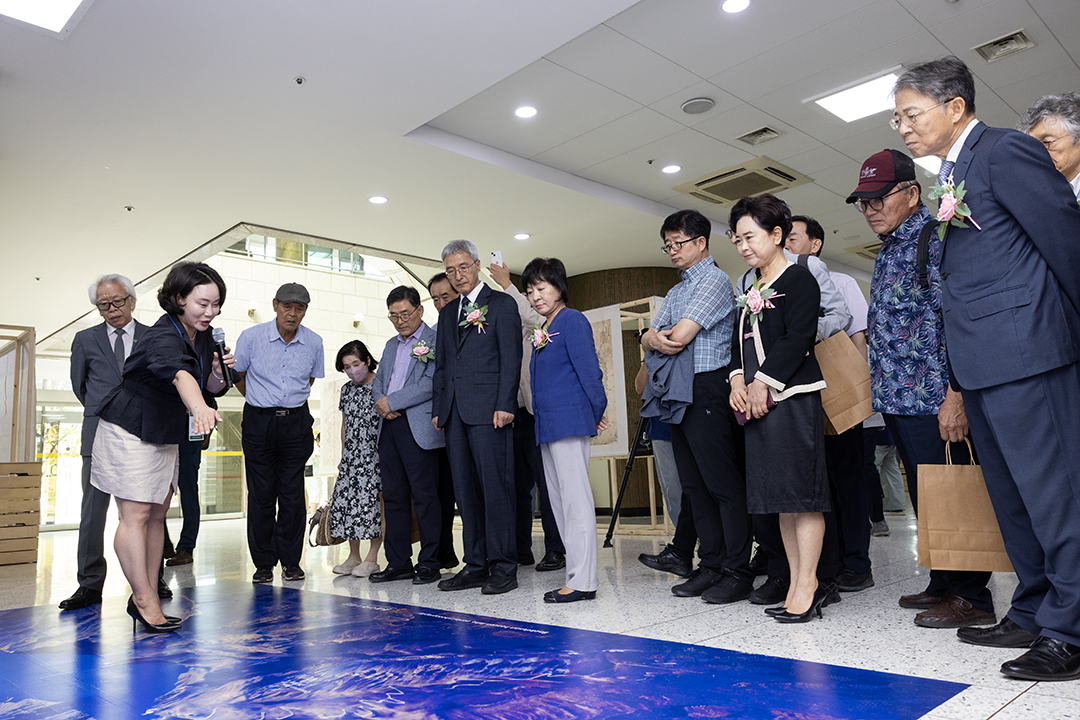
[728,194,792,244]
[427,272,449,291]
[660,209,711,249]
[335,340,378,373]
[791,215,825,256]
[520,257,569,304]
[158,262,227,316]
[386,285,421,309]
[894,56,976,115]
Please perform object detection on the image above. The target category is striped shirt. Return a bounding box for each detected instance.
[652,258,736,374]
[234,320,325,408]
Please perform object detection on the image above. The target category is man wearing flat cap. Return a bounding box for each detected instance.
[235,282,325,584]
[848,148,994,630]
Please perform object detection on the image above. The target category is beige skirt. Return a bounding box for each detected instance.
[90,419,179,504]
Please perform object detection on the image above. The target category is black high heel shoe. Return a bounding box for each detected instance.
[126,596,182,634]
[774,585,827,624]
[764,605,788,617]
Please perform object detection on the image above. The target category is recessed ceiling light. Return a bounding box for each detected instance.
[514,233,530,241]
[515,106,538,119]
[813,72,899,123]
[721,0,750,13]
[662,165,682,174]
[368,196,388,204]
[0,0,87,32]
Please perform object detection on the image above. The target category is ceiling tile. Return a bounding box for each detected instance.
[648,80,744,127]
[894,0,999,27]
[784,145,854,175]
[692,104,821,161]
[1028,0,1080,66]
[545,24,702,106]
[532,107,684,173]
[428,58,642,159]
[997,63,1080,116]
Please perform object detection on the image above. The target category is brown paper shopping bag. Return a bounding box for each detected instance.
[815,331,873,435]
[917,439,1014,573]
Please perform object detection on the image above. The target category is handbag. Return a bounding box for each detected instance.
[307,504,345,547]
[917,439,1014,573]
[814,329,873,435]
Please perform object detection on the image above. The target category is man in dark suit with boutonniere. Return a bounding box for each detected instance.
[432,240,523,595]
[894,56,1080,682]
[63,274,149,611]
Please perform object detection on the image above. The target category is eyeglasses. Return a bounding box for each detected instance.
[444,260,478,277]
[387,307,418,322]
[95,296,131,311]
[1039,135,1072,149]
[660,237,700,255]
[889,99,953,130]
[852,186,910,214]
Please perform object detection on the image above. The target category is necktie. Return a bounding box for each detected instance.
[938,159,955,186]
[113,328,126,372]
[459,298,469,338]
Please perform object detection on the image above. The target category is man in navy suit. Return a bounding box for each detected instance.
[894,56,1080,681]
[63,274,148,610]
[432,240,522,595]
[370,285,445,585]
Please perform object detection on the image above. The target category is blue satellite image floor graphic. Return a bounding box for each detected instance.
[0,582,965,719]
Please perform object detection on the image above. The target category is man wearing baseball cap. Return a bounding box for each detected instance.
[848,149,995,629]
[234,282,325,584]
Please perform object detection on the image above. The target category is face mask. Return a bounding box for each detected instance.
[345,365,368,384]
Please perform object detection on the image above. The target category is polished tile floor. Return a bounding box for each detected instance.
[2,510,1078,719]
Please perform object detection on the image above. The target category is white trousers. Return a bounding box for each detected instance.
[540,436,598,592]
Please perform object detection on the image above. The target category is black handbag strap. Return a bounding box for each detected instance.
[916,220,940,289]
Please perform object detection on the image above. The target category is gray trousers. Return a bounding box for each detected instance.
[77,455,111,591]
[651,438,682,528]
[540,436,598,592]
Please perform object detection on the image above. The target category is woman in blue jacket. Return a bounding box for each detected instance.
[523,257,608,603]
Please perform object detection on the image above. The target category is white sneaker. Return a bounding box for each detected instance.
[871,520,890,537]
[332,558,362,575]
[352,561,380,578]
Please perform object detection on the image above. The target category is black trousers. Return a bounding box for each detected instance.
[670,370,750,577]
[864,426,885,524]
[824,425,872,575]
[176,439,203,551]
[435,448,457,564]
[379,416,441,571]
[242,404,313,568]
[514,408,564,556]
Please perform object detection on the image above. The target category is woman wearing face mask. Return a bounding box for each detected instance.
[329,340,383,577]
[91,262,232,633]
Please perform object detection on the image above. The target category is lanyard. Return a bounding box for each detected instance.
[167,315,204,390]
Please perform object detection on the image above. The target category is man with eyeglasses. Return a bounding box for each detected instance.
[893,57,1080,681]
[638,209,752,604]
[1017,93,1080,201]
[63,275,148,611]
[432,240,522,595]
[369,285,445,585]
[848,148,995,632]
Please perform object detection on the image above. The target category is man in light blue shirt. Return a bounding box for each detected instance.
[235,282,324,584]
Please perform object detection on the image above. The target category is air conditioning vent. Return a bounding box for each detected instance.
[672,157,812,206]
[847,241,882,260]
[736,126,785,147]
[973,29,1036,63]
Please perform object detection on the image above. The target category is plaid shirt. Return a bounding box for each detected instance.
[652,258,736,374]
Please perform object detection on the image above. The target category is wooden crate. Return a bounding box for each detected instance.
[0,462,41,566]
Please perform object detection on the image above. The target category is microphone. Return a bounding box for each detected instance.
[211,327,234,390]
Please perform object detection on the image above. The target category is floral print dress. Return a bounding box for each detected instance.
[330,381,381,540]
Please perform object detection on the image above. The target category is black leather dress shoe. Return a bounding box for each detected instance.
[413,566,441,585]
[702,573,753,605]
[749,576,789,605]
[1001,637,1080,681]
[59,587,102,611]
[957,617,1039,648]
[536,550,566,572]
[370,566,415,583]
[672,568,721,597]
[517,552,535,566]
[158,577,173,599]
[544,588,596,603]
[481,572,518,595]
[639,544,692,578]
[437,568,488,591]
[835,568,874,592]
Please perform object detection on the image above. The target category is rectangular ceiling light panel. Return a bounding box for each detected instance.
[814,73,899,123]
[0,0,90,34]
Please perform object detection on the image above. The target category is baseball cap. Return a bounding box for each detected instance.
[275,282,311,306]
[846,149,916,203]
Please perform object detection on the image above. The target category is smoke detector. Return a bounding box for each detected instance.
[681,97,715,115]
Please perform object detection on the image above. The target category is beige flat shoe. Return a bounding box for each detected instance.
[333,558,362,575]
[352,561,380,578]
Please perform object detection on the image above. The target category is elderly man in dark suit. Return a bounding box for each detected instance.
[894,56,1080,681]
[370,285,445,585]
[432,240,522,595]
[62,274,148,611]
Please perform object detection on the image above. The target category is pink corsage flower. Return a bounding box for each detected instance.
[929,179,981,241]
[736,277,784,326]
[531,323,559,350]
[458,303,489,334]
[411,340,434,363]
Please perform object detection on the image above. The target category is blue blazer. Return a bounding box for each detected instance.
[529,308,607,445]
[939,122,1080,390]
[371,323,444,451]
[432,283,522,426]
[70,320,149,455]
